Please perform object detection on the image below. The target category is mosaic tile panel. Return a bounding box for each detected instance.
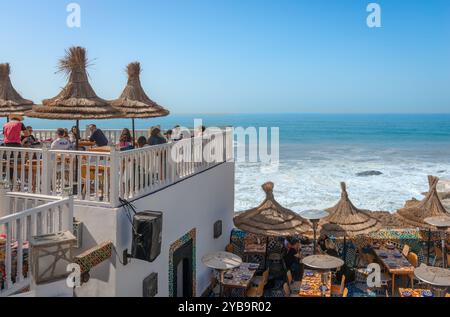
[168,228,196,297]
[74,241,113,273]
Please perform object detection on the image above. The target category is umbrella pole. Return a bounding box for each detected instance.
[132,118,136,149]
[312,220,318,255]
[73,119,80,195]
[427,229,431,266]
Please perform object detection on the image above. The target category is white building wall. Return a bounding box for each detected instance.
[74,162,234,297]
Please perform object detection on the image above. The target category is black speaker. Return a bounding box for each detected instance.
[131,211,163,263]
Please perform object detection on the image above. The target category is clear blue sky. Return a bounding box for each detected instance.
[1,0,450,113]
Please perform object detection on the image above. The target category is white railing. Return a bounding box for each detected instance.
[0,194,73,297]
[0,129,233,207]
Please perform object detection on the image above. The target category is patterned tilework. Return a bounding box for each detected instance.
[168,229,197,297]
[74,241,113,273]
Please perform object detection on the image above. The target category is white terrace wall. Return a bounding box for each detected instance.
[74,161,235,297]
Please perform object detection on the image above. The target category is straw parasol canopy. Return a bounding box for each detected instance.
[233,182,311,236]
[396,176,450,229]
[319,182,383,237]
[110,62,169,143]
[110,62,169,119]
[26,46,120,120]
[0,63,34,117]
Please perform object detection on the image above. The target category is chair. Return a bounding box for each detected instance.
[286,270,302,293]
[282,282,299,297]
[246,279,265,297]
[331,275,346,296]
[402,244,410,257]
[407,252,419,288]
[225,244,234,253]
[251,269,269,287]
[342,288,349,297]
[432,246,443,266]
[210,276,220,297]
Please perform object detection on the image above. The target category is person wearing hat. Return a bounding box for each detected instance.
[3,114,27,147]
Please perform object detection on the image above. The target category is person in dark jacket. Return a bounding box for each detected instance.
[284,239,302,281]
[148,127,167,146]
[88,124,109,147]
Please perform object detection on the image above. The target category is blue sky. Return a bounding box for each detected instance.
[1,0,450,114]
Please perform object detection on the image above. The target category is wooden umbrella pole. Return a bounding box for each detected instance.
[132,118,136,148]
[427,229,431,266]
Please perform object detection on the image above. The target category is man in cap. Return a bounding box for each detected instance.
[3,114,27,147]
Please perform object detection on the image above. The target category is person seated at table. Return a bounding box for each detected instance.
[51,128,71,150]
[21,129,34,148]
[284,239,303,281]
[25,126,39,145]
[171,125,183,141]
[2,114,27,147]
[164,129,173,142]
[137,136,148,148]
[68,126,80,144]
[148,127,167,146]
[88,124,109,147]
[119,128,133,151]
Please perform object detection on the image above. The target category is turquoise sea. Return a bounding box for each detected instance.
[7,113,450,213]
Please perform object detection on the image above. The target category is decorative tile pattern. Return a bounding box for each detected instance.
[74,241,113,273]
[168,228,196,297]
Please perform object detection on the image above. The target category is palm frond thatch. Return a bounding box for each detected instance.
[233,182,311,236]
[396,176,450,229]
[110,62,169,118]
[319,182,383,237]
[26,46,121,120]
[0,63,34,116]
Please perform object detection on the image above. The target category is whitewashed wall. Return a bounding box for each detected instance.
[74,162,234,297]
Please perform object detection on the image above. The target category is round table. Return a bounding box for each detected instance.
[299,210,329,255]
[302,254,345,297]
[202,251,243,296]
[414,264,450,297]
[425,216,450,268]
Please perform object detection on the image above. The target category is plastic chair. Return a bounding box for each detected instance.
[342,288,349,297]
[331,275,346,296]
[246,279,265,297]
[432,246,443,266]
[251,269,269,287]
[286,270,302,292]
[225,244,234,253]
[402,244,410,257]
[282,282,299,297]
[407,252,419,288]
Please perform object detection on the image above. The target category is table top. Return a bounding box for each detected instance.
[373,247,414,274]
[298,270,332,297]
[302,254,344,270]
[398,288,435,298]
[78,140,96,147]
[244,243,266,254]
[89,146,111,153]
[202,251,242,271]
[414,264,450,287]
[222,262,259,289]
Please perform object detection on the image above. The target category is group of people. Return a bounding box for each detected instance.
[2,114,209,152]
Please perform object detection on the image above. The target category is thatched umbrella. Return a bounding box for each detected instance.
[26,46,121,149]
[319,182,383,261]
[0,63,34,119]
[396,176,450,230]
[234,182,311,269]
[110,62,169,145]
[234,182,311,237]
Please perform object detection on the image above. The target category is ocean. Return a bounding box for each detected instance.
[13,113,450,213]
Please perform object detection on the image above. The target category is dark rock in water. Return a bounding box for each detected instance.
[356,170,383,177]
[437,170,446,174]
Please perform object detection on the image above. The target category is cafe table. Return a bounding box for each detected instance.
[299,270,332,297]
[372,246,414,295]
[414,264,450,297]
[222,262,259,290]
[301,255,344,297]
[398,288,435,298]
[89,146,111,153]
